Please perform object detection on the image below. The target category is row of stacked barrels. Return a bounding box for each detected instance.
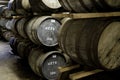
[4,16,61,47]
[0,4,70,80]
[9,37,67,80]
[0,0,120,80]
[3,14,120,71]
[7,0,120,14]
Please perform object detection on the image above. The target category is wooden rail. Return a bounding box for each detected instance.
[58,65,103,80]
[52,12,120,19]
[69,69,103,80]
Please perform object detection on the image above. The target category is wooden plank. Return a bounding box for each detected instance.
[58,65,80,73]
[52,12,120,19]
[58,65,80,80]
[69,69,103,80]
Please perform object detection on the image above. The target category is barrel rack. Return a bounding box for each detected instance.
[52,12,120,80]
[58,65,103,80]
[52,12,120,19]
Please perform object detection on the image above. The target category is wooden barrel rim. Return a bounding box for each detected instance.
[26,17,39,44]
[32,16,52,45]
[11,19,21,34]
[58,18,72,53]
[17,18,29,38]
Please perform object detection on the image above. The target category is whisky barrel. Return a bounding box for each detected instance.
[16,18,30,38]
[0,18,8,28]
[5,20,13,30]
[8,0,31,14]
[15,0,32,14]
[28,48,66,80]
[59,0,120,12]
[0,0,9,5]
[11,19,21,34]
[9,37,22,54]
[91,0,120,11]
[58,0,97,12]
[2,31,14,41]
[17,40,34,58]
[0,5,5,15]
[26,16,61,46]
[29,0,61,13]
[59,18,120,70]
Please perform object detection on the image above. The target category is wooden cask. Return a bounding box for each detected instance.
[0,0,9,6]
[26,16,61,47]
[17,40,34,58]
[16,18,30,38]
[9,37,22,55]
[2,31,14,41]
[28,48,66,80]
[29,0,62,13]
[59,0,120,12]
[11,19,21,34]
[8,0,31,14]
[59,18,120,70]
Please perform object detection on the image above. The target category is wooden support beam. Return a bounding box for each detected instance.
[52,12,120,19]
[59,65,80,73]
[69,69,103,80]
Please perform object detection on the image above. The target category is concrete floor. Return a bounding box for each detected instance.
[0,40,40,80]
[1,40,120,80]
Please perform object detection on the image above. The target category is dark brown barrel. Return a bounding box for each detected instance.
[0,18,8,28]
[58,0,96,12]
[59,18,120,70]
[16,18,30,38]
[16,40,34,58]
[0,0,9,6]
[11,19,21,34]
[91,0,120,11]
[28,48,66,80]
[15,0,32,15]
[59,0,120,12]
[9,37,23,54]
[0,5,6,15]
[26,16,61,47]
[2,31,15,41]
[5,20,13,30]
[29,0,62,13]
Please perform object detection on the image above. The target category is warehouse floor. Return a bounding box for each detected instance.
[0,40,40,80]
[1,40,120,80]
